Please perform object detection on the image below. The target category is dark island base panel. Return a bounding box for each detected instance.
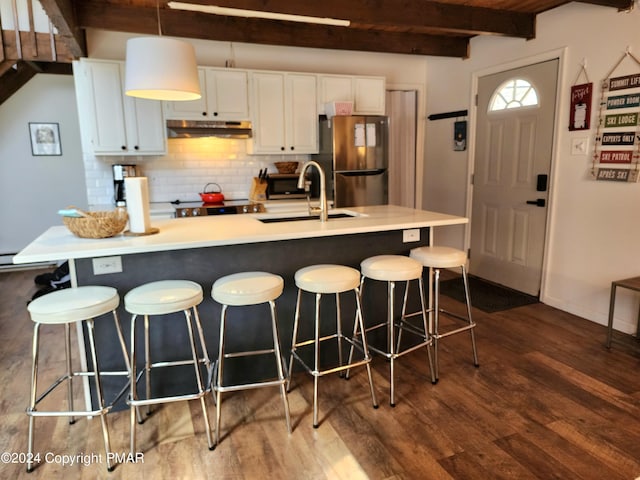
[76,228,431,410]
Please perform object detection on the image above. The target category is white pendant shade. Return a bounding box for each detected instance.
[125,36,201,101]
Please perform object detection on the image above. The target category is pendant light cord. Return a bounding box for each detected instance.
[156,0,162,36]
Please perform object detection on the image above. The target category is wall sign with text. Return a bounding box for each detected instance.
[569,83,592,131]
[591,68,640,182]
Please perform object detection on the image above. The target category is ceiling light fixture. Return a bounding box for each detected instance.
[125,1,201,101]
[167,2,350,27]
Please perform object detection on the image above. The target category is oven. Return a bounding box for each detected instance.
[173,200,265,218]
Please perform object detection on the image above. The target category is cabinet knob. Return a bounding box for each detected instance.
[280,146,285,151]
[134,146,139,150]
[213,112,218,117]
[121,146,126,151]
[202,112,207,116]
[290,146,295,151]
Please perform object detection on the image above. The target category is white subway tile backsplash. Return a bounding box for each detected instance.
[82,139,310,206]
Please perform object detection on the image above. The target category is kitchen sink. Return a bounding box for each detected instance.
[258,212,359,223]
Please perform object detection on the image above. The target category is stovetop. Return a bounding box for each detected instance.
[172,199,265,217]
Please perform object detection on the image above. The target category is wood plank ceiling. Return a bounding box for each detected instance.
[0,0,634,104]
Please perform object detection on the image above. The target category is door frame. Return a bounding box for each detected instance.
[464,47,567,302]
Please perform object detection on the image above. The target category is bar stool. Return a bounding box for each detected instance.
[357,255,435,406]
[125,280,213,453]
[289,264,378,427]
[410,246,479,382]
[211,272,291,445]
[26,286,130,472]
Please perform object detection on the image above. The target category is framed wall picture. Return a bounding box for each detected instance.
[29,122,62,156]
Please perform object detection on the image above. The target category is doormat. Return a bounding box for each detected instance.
[438,275,538,313]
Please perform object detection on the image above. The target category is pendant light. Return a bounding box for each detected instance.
[125,1,201,101]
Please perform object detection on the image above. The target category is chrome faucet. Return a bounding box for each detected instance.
[298,161,328,222]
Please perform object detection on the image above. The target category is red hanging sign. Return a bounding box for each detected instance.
[569,83,592,131]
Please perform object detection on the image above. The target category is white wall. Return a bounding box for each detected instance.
[0,74,87,256]
[423,3,640,333]
[81,30,429,205]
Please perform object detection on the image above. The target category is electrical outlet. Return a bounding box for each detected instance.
[92,256,122,275]
[402,229,420,243]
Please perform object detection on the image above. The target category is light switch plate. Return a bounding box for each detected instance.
[571,137,589,155]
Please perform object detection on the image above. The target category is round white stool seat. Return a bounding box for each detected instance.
[124,280,203,315]
[410,246,466,269]
[212,272,284,306]
[28,286,119,324]
[295,264,360,294]
[361,255,423,282]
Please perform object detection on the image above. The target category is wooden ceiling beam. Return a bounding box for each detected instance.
[75,2,471,57]
[0,61,38,105]
[174,0,535,38]
[576,0,635,9]
[39,0,86,57]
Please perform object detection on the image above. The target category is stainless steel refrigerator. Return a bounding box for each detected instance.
[314,115,389,208]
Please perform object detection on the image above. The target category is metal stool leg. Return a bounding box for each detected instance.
[144,315,152,416]
[269,300,292,433]
[461,266,479,367]
[215,305,228,445]
[354,286,379,409]
[183,309,214,450]
[86,319,115,472]
[388,281,397,407]
[417,277,436,384]
[26,323,40,473]
[287,289,303,392]
[433,269,441,382]
[313,292,321,428]
[64,322,76,424]
[130,314,139,454]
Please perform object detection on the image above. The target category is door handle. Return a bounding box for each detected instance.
[526,199,546,207]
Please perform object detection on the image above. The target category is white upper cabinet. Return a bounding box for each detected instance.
[73,59,166,156]
[249,71,318,154]
[353,77,386,114]
[164,67,249,121]
[318,74,386,115]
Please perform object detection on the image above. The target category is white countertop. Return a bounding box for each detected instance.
[13,205,467,264]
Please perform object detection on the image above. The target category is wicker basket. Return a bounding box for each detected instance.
[274,161,299,174]
[63,210,128,239]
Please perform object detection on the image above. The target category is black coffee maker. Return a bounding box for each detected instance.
[113,164,138,206]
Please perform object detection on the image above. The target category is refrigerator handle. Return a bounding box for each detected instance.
[335,169,387,177]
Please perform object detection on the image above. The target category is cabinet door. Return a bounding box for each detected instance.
[286,73,318,153]
[353,77,386,114]
[164,68,208,119]
[210,69,249,120]
[250,72,287,154]
[318,75,353,115]
[164,68,249,121]
[123,94,167,154]
[78,59,165,155]
[81,60,128,154]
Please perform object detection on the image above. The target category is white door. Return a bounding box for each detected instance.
[470,59,558,296]
[386,89,417,207]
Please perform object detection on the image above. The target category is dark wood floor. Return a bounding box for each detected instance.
[1,267,640,479]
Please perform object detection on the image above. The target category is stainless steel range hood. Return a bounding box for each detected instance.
[166,119,252,139]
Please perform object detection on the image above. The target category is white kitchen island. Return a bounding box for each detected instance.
[13,205,467,265]
[14,205,467,409]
